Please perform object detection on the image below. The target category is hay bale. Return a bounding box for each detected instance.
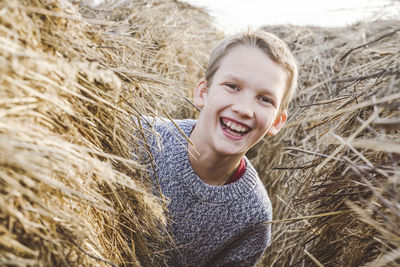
[0,0,219,265]
[252,21,400,266]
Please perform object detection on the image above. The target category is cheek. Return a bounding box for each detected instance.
[256,110,275,130]
[207,91,230,108]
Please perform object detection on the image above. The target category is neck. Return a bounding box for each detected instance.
[188,141,243,186]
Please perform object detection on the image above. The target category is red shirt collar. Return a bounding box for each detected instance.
[224,157,246,185]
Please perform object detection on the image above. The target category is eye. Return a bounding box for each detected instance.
[224,83,239,91]
[259,96,273,105]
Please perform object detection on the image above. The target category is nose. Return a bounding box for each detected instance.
[231,97,254,118]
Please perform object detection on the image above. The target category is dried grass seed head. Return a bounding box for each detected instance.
[204,29,298,114]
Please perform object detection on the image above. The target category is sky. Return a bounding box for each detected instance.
[184,0,399,33]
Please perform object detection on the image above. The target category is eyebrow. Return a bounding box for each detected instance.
[223,74,244,85]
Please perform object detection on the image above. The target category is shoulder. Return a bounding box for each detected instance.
[132,116,195,137]
[131,116,197,154]
[131,115,168,134]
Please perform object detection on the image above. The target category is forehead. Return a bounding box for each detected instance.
[215,45,287,93]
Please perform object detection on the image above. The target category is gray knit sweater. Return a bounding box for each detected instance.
[136,117,272,267]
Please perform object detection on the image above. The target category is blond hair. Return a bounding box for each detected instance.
[205,29,298,113]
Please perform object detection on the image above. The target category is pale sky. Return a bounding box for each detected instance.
[185,0,398,33]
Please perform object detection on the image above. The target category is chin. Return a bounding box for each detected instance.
[214,144,246,157]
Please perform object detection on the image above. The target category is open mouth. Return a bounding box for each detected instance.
[220,117,251,137]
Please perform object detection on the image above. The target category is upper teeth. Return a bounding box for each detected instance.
[224,119,248,132]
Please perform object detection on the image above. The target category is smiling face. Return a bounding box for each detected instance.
[191,44,288,157]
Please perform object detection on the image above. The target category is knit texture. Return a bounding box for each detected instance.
[135,117,272,267]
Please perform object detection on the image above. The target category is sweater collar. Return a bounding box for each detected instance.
[169,119,259,204]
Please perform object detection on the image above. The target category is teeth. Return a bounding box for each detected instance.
[226,127,241,136]
[222,118,249,133]
[230,122,246,132]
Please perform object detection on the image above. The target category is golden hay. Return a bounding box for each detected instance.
[250,21,400,266]
[3,0,398,265]
[0,0,219,265]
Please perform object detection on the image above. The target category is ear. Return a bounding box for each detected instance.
[267,110,287,136]
[193,78,208,109]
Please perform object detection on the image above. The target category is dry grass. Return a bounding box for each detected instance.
[3,0,399,266]
[0,0,219,265]
[249,21,400,266]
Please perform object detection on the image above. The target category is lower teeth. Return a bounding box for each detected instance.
[226,127,242,137]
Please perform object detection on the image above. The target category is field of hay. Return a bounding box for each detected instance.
[255,22,400,266]
[1,0,399,266]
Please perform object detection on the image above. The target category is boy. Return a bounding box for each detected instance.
[135,29,298,266]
